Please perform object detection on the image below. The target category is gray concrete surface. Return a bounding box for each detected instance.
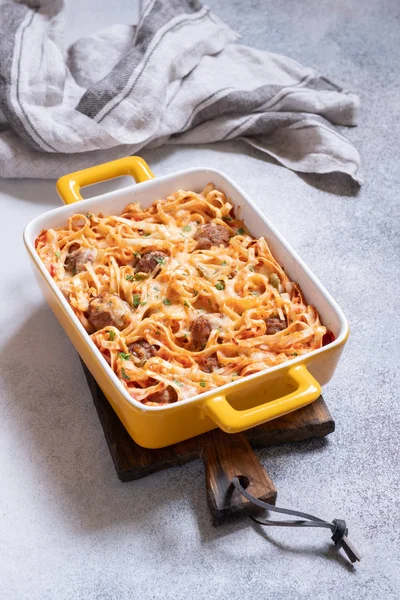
[0,1,399,598]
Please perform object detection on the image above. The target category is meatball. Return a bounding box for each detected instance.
[190,316,212,350]
[201,353,219,373]
[266,317,287,335]
[136,251,168,274]
[194,224,230,250]
[88,293,132,331]
[65,248,97,273]
[322,330,335,346]
[147,386,178,404]
[127,339,157,362]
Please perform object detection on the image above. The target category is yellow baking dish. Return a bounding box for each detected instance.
[24,156,349,449]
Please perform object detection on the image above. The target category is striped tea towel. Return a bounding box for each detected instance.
[0,0,362,182]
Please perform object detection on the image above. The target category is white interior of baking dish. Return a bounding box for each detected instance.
[24,167,348,412]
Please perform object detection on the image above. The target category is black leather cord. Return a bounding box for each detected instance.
[232,476,361,564]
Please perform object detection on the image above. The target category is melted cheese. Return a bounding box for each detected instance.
[35,186,326,405]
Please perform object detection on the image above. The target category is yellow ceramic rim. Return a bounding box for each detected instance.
[24,156,349,437]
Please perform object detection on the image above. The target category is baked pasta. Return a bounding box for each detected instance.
[35,185,328,405]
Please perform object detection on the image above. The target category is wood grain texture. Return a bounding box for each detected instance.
[202,430,277,525]
[81,361,334,524]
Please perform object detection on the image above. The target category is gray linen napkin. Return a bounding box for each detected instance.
[0,0,362,182]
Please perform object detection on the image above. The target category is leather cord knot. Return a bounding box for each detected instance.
[331,519,348,547]
[231,476,361,564]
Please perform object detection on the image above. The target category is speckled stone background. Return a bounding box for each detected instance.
[1,1,399,598]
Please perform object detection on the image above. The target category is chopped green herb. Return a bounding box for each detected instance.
[118,352,131,360]
[293,352,298,357]
[134,273,145,281]
[86,212,93,219]
[153,285,160,292]
[193,290,199,296]
[133,251,141,258]
[223,216,233,222]
[249,266,255,272]
[184,333,189,339]
[215,281,225,291]
[143,232,151,237]
[125,274,134,281]
[199,381,206,388]
[121,368,130,381]
[221,261,227,266]
[237,227,245,235]
[155,330,161,336]
[250,291,260,296]
[269,273,280,290]
[132,294,141,308]
[154,256,166,265]
[173,378,183,388]
[108,330,116,341]
[183,300,190,307]
[140,302,147,306]
[55,251,61,259]
[162,298,171,306]
[182,225,191,232]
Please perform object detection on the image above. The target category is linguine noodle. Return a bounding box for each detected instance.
[35,185,327,405]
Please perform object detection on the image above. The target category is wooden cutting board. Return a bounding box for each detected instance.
[81,361,334,525]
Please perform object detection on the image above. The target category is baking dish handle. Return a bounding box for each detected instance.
[203,364,321,433]
[56,156,155,205]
